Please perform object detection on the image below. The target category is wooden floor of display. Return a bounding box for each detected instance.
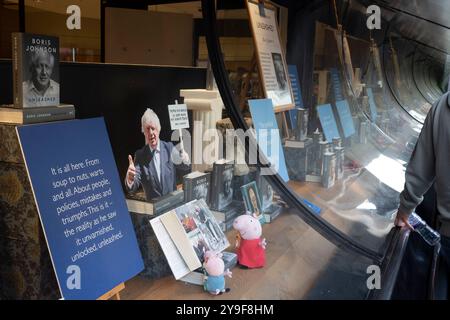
[121,145,390,300]
[120,179,361,300]
[120,167,382,299]
[122,211,306,300]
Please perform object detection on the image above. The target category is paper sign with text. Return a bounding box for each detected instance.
[247,1,293,111]
[248,99,289,182]
[287,65,304,129]
[316,103,341,142]
[168,104,189,130]
[335,100,355,138]
[17,118,143,300]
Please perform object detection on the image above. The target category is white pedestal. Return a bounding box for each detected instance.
[180,89,223,172]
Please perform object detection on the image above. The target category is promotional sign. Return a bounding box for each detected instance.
[168,103,189,130]
[249,99,289,182]
[247,0,293,112]
[287,65,304,129]
[330,68,344,101]
[316,103,341,142]
[17,118,144,299]
[366,88,378,122]
[335,100,356,138]
[334,29,354,93]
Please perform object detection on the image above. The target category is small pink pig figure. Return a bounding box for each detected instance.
[203,251,232,295]
[233,214,266,268]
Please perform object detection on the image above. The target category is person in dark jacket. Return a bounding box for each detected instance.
[125,108,190,200]
[395,92,450,298]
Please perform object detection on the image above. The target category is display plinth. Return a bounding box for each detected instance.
[180,89,223,172]
[0,123,59,299]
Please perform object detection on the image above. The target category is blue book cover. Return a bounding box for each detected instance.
[287,65,304,129]
[316,103,341,142]
[366,88,378,122]
[248,99,290,182]
[17,118,144,299]
[335,99,356,138]
[330,68,344,101]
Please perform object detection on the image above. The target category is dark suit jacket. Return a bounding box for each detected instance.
[125,141,189,200]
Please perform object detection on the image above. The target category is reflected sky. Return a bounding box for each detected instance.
[365,154,406,192]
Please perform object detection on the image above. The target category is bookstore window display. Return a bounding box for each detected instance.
[2,0,448,301]
[199,0,449,299]
[274,20,437,255]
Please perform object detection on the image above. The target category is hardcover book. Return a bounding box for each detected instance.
[284,137,313,149]
[210,159,234,211]
[183,171,210,204]
[150,199,230,280]
[232,166,258,201]
[211,200,246,223]
[263,204,283,223]
[285,142,311,182]
[322,151,336,188]
[126,189,184,216]
[257,174,274,211]
[0,104,75,124]
[241,181,265,224]
[12,33,60,108]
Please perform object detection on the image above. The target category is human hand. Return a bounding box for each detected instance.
[126,155,136,185]
[394,209,413,230]
[180,149,190,164]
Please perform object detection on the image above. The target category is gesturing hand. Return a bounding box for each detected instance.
[180,149,190,164]
[394,209,413,230]
[126,155,136,185]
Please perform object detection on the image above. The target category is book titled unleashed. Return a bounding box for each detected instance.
[12,33,60,108]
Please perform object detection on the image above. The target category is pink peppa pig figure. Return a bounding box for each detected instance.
[203,251,232,295]
[233,214,266,268]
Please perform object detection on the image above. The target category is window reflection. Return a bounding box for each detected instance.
[24,0,100,62]
[365,154,406,193]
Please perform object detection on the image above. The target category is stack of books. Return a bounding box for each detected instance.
[1,33,76,125]
[262,203,283,223]
[0,104,75,124]
[126,189,184,216]
[183,171,210,205]
[211,200,246,232]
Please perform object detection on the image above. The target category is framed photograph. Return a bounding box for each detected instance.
[246,0,294,113]
[240,181,265,223]
[258,175,274,210]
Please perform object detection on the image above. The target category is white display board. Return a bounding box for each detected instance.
[247,0,294,112]
[168,103,189,130]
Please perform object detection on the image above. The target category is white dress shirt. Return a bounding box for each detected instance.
[150,141,161,183]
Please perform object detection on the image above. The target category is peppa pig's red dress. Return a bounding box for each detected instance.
[236,238,265,268]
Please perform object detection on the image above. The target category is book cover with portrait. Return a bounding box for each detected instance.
[240,181,265,224]
[173,199,230,262]
[12,33,60,108]
[183,171,211,205]
[210,159,234,211]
